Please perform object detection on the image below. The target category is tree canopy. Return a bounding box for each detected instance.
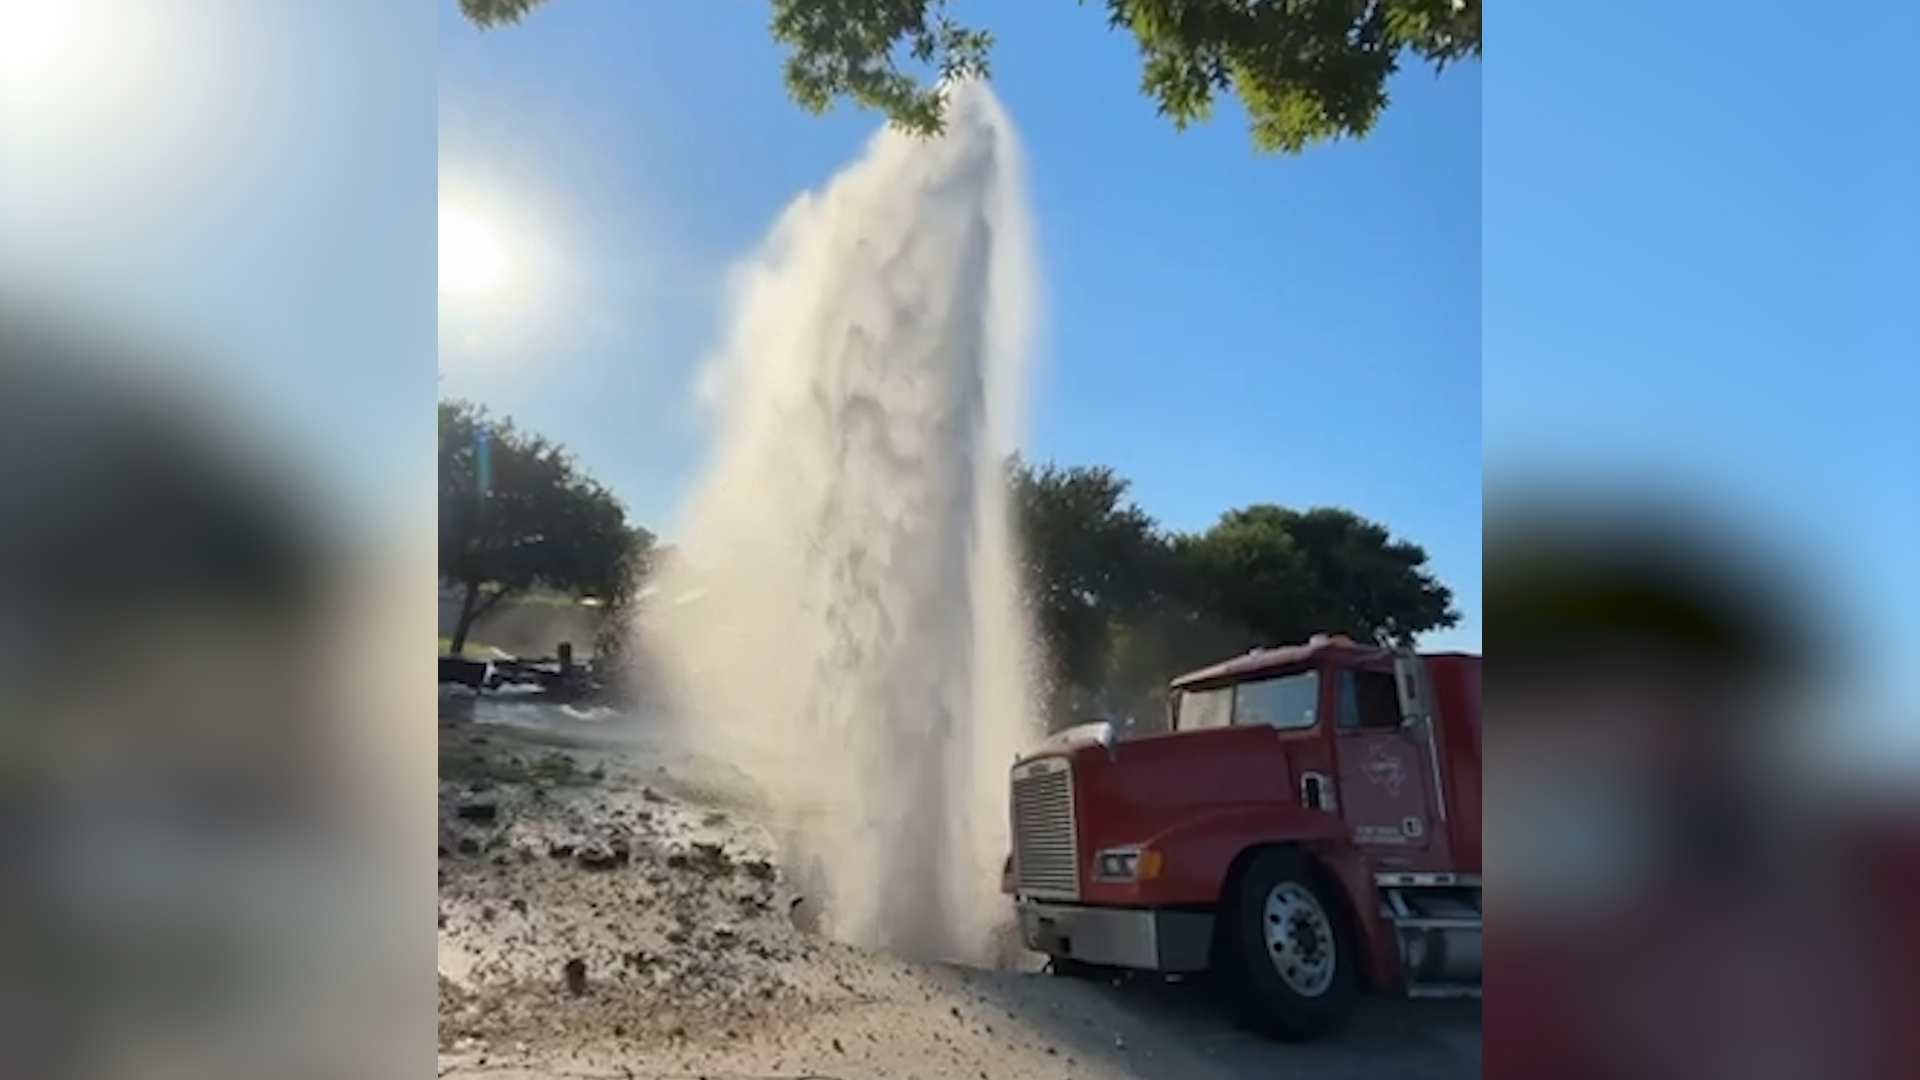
[1007,456,1458,727]
[439,399,651,654]
[431,399,1460,714]
[1008,457,1170,696]
[457,0,1480,153]
[1182,503,1457,646]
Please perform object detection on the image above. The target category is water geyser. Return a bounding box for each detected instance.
[638,81,1042,964]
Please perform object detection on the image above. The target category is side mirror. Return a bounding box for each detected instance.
[1393,651,1433,738]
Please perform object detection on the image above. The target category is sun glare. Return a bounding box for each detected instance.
[0,0,87,102]
[439,206,506,296]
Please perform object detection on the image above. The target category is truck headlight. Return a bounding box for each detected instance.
[1092,845,1162,882]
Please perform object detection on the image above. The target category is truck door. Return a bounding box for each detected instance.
[1331,664,1441,851]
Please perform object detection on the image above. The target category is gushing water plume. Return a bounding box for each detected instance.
[637,81,1042,964]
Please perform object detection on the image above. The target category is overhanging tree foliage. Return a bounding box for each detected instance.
[457,0,1480,153]
[439,399,651,655]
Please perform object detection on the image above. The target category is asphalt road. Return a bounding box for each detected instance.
[985,973,1483,1080]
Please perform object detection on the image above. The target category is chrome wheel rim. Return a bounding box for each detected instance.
[1262,882,1336,997]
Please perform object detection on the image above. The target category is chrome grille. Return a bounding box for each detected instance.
[1011,757,1079,899]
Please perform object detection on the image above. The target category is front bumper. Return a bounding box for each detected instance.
[1016,898,1213,973]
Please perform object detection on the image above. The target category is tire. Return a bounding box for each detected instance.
[1214,847,1360,1042]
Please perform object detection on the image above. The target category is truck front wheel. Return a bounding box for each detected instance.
[1216,847,1359,1042]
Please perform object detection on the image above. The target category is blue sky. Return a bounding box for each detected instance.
[436,0,1483,650]
[1486,0,1920,728]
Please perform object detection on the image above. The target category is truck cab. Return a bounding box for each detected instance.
[1004,634,1481,1041]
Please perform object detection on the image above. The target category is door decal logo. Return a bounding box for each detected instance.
[1364,743,1407,797]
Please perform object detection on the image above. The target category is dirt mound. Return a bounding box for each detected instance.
[437,722,885,1060]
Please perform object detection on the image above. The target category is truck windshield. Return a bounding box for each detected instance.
[1177,685,1234,731]
[1176,669,1320,732]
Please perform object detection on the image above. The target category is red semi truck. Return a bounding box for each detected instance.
[1002,634,1481,1041]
